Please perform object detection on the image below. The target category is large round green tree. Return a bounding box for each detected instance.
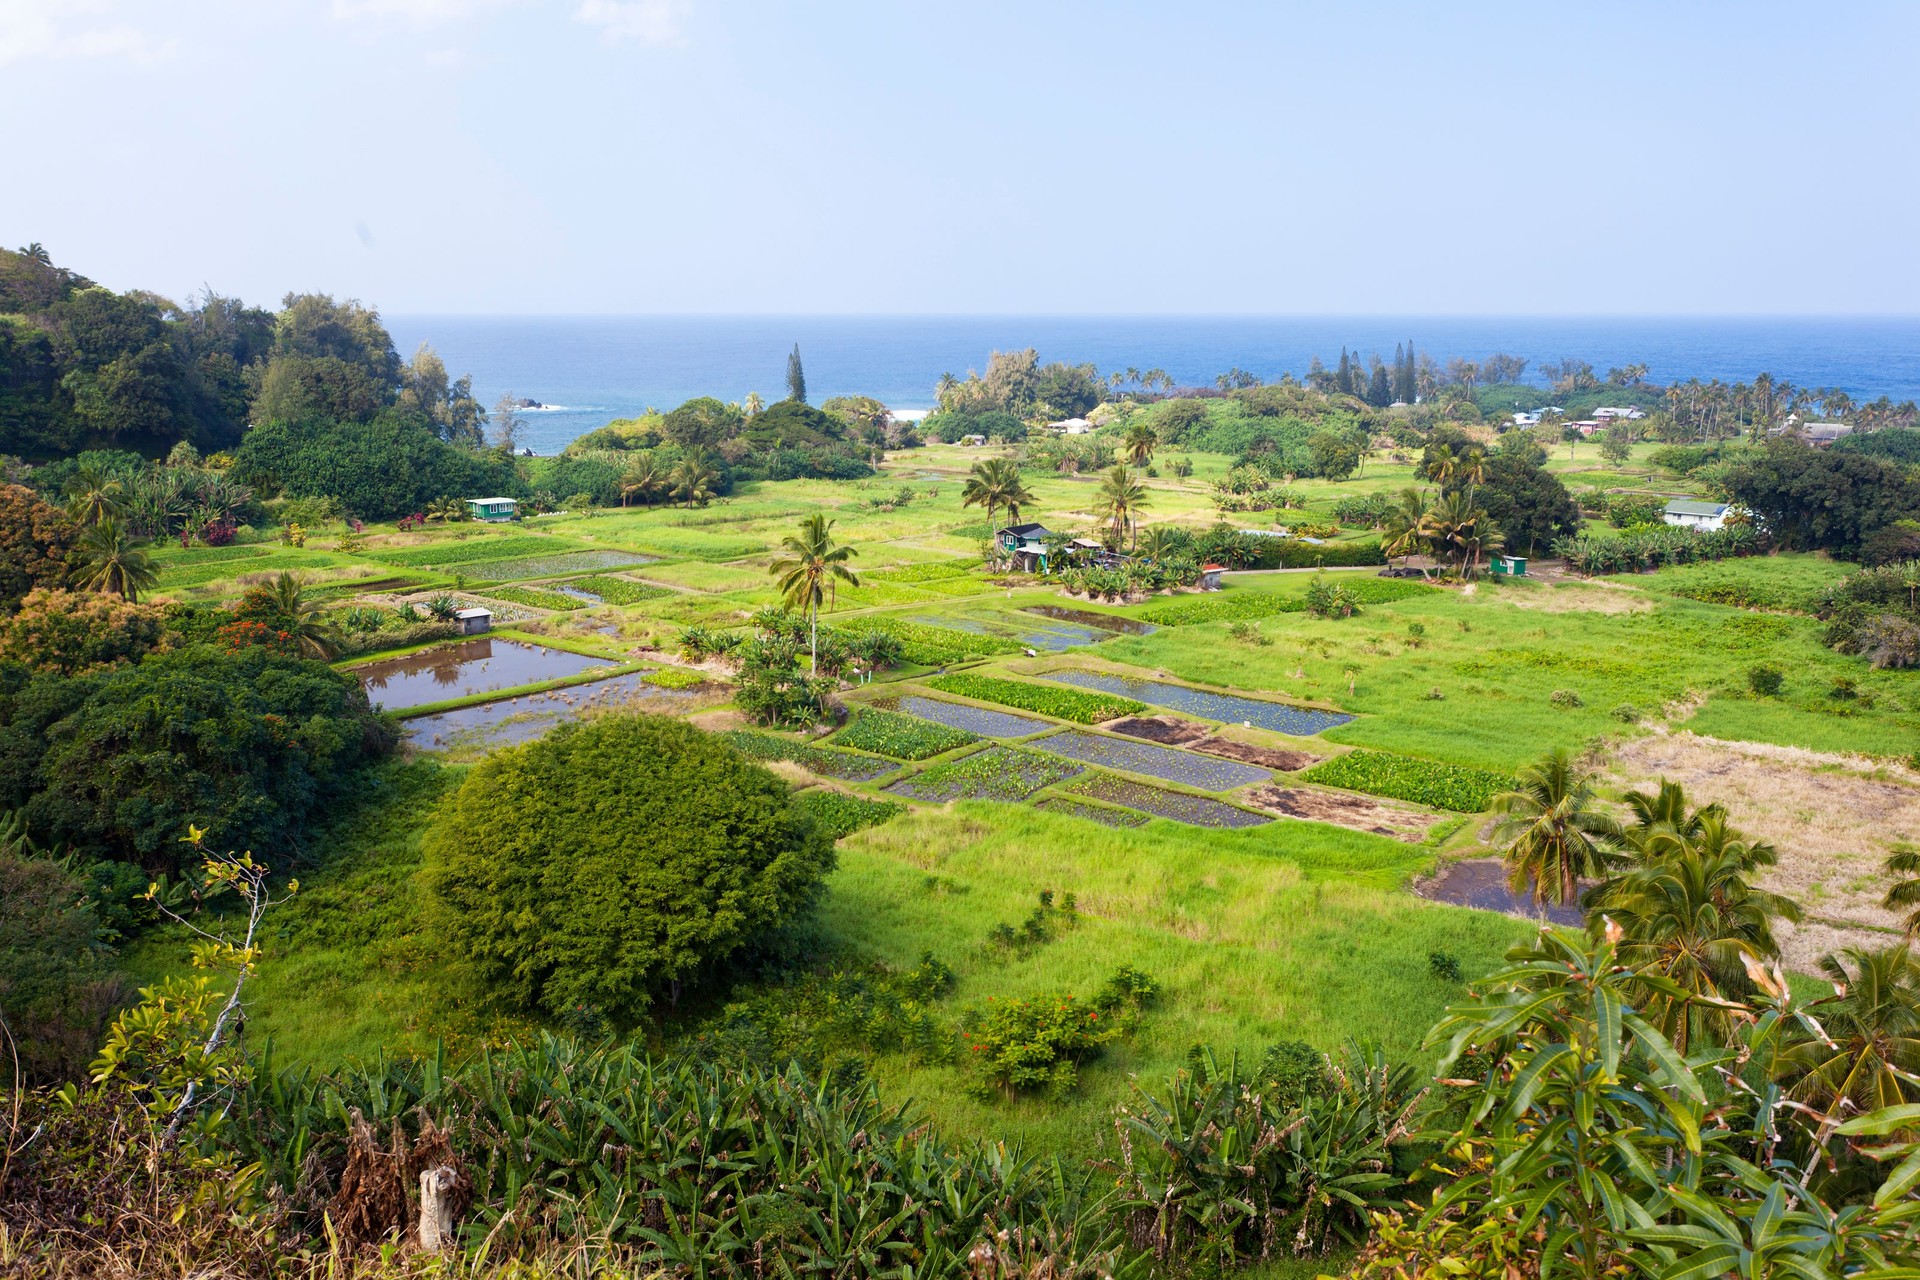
[422,715,834,1024]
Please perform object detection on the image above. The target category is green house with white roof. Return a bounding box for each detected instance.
[466,497,518,523]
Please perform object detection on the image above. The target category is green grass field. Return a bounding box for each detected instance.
[128,443,1920,1162]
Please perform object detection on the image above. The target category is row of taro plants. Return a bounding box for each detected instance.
[1302,749,1512,812]
[925,672,1146,724]
[831,706,978,759]
[1551,521,1761,575]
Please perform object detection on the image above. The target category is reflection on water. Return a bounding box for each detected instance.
[404,671,684,752]
[356,639,614,710]
[1021,605,1157,636]
[1417,858,1584,926]
[907,613,1106,652]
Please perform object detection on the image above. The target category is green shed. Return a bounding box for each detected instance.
[1491,554,1527,577]
[466,497,518,523]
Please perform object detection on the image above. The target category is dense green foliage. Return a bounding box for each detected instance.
[475,583,584,610]
[0,848,129,1084]
[1724,439,1920,557]
[0,644,394,871]
[925,672,1144,723]
[568,573,670,604]
[832,707,977,759]
[424,716,835,1022]
[791,788,905,840]
[234,412,523,520]
[0,482,74,607]
[1303,749,1510,812]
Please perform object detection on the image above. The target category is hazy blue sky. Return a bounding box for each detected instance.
[6,1,1918,315]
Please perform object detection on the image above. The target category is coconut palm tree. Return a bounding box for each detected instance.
[1885,846,1920,937]
[960,458,1034,569]
[1420,489,1502,578]
[252,572,341,659]
[70,518,158,602]
[1134,524,1190,563]
[743,392,764,419]
[1599,845,1802,1051]
[1379,487,1429,570]
[1122,421,1157,466]
[64,464,126,528]
[1096,464,1150,551]
[669,455,718,507]
[769,514,859,675]
[1490,748,1623,906]
[1782,944,1920,1113]
[620,452,664,506]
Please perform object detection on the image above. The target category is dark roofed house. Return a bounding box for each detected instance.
[995,522,1055,572]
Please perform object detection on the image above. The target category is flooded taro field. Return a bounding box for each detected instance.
[1042,670,1355,736]
[1417,858,1584,925]
[403,671,695,753]
[880,693,1051,738]
[1028,730,1271,791]
[355,639,614,711]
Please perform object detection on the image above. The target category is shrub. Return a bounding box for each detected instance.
[1548,688,1584,708]
[792,790,904,840]
[1302,750,1510,813]
[1610,702,1642,722]
[424,717,835,1024]
[0,850,131,1084]
[832,708,977,759]
[0,589,166,675]
[643,667,708,690]
[924,673,1144,724]
[0,645,395,872]
[1303,573,1362,618]
[1747,663,1784,696]
[962,993,1120,1100]
[0,483,74,609]
[1428,951,1463,982]
[1553,522,1761,575]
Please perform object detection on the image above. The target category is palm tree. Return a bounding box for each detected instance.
[1490,748,1623,906]
[620,452,663,506]
[1122,421,1157,466]
[769,515,859,675]
[1782,944,1920,1113]
[1096,465,1150,551]
[960,458,1034,569]
[1135,525,1189,563]
[1885,846,1920,937]
[669,456,718,506]
[1599,845,1802,1051]
[254,572,341,659]
[743,392,764,419]
[1379,487,1428,569]
[65,465,126,527]
[71,518,158,602]
[1421,489,1502,578]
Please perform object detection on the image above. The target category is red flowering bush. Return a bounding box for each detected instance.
[216,619,299,656]
[200,520,237,547]
[962,992,1119,1101]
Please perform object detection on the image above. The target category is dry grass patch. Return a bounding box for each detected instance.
[1495,581,1654,614]
[1605,730,1920,969]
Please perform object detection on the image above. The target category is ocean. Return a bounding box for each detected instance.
[383,315,1920,456]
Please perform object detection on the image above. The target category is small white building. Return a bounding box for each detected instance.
[959,433,987,446]
[1593,406,1647,421]
[453,607,493,635]
[1049,417,1093,435]
[1663,499,1730,532]
[1803,422,1854,446]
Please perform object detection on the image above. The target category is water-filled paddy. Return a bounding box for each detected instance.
[1043,670,1354,735]
[882,693,1051,738]
[1064,774,1271,828]
[1033,796,1149,828]
[1417,858,1583,925]
[1020,605,1157,636]
[554,584,604,605]
[355,639,615,710]
[1029,730,1270,791]
[404,671,684,752]
[906,613,1107,651]
[469,550,657,581]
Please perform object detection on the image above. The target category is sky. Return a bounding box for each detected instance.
[5,0,1920,316]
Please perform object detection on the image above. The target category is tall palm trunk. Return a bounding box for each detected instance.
[810,603,818,676]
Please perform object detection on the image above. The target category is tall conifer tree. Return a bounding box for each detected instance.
[785,344,807,403]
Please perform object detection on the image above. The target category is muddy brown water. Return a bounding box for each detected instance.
[356,638,615,711]
[1020,605,1157,636]
[1417,858,1584,925]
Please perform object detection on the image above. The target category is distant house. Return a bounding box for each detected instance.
[1571,420,1604,438]
[996,522,1056,572]
[467,497,517,522]
[1802,422,1854,447]
[1049,417,1093,435]
[1512,411,1541,427]
[1664,499,1730,532]
[959,433,987,446]
[453,607,493,635]
[1199,563,1227,590]
[1593,406,1647,421]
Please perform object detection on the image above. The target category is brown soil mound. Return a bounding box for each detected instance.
[1200,738,1320,772]
[1245,785,1442,842]
[1107,716,1319,771]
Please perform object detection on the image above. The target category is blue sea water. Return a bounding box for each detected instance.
[384,315,1920,456]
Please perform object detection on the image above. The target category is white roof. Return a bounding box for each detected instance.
[453,607,493,618]
[1048,417,1091,428]
[469,496,517,504]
